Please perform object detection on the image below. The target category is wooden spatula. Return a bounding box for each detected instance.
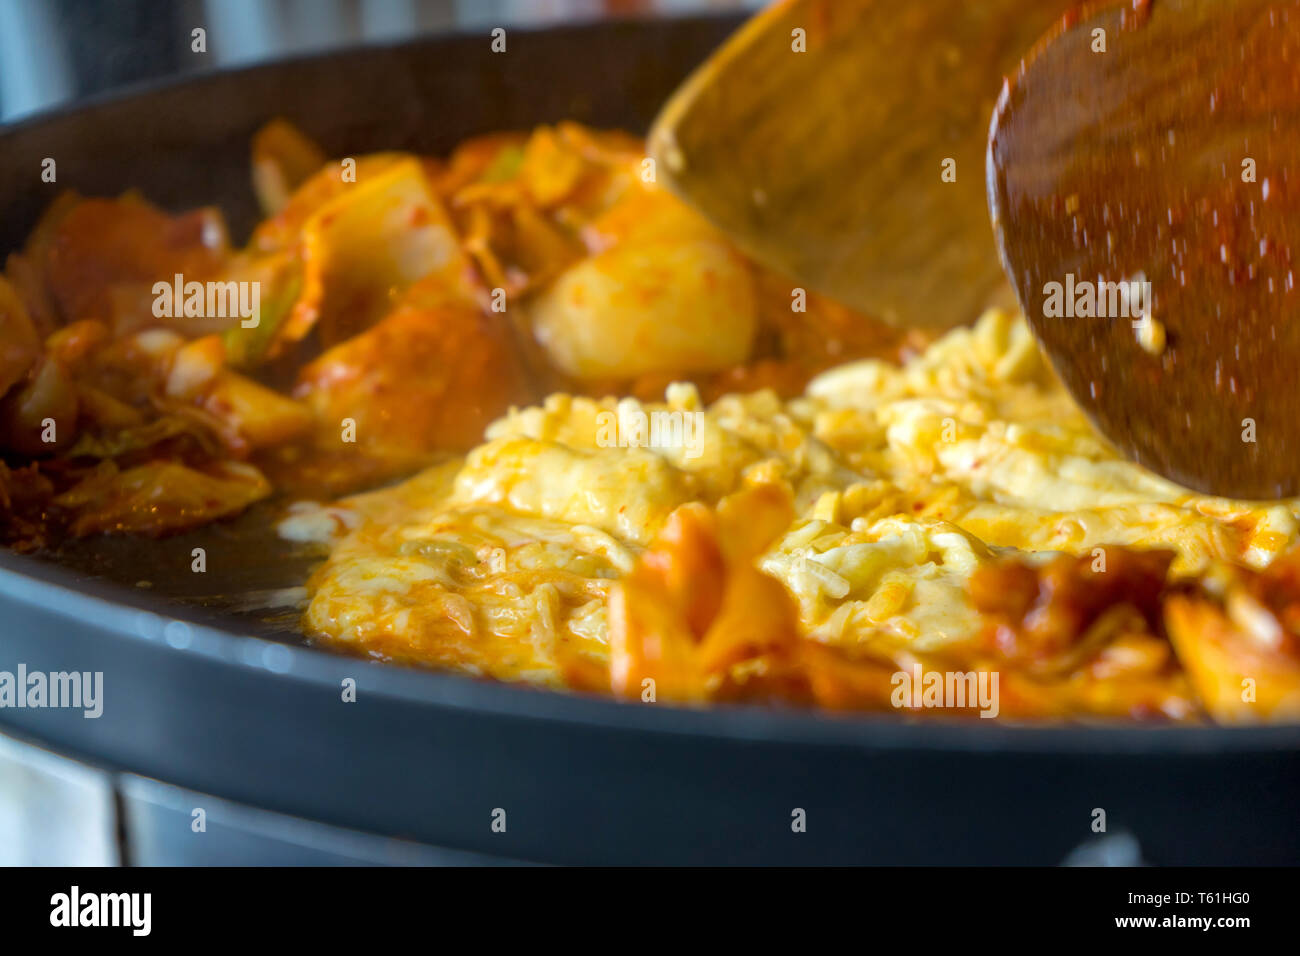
[648,0,1075,330]
[988,0,1300,499]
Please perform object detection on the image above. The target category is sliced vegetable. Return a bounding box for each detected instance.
[4,252,61,339]
[608,485,803,702]
[0,275,41,396]
[249,153,406,254]
[219,250,302,366]
[286,157,477,348]
[54,460,270,536]
[251,118,328,217]
[1166,557,1300,724]
[0,358,79,456]
[43,196,228,324]
[66,415,197,460]
[295,300,531,469]
[201,370,314,450]
[432,133,529,195]
[479,144,525,184]
[164,334,226,400]
[519,126,586,206]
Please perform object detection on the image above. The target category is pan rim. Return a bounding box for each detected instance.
[0,10,744,138]
[3,546,1298,755]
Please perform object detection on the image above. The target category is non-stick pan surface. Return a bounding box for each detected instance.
[1,16,1297,865]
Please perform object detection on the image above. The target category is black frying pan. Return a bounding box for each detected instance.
[1,16,1297,866]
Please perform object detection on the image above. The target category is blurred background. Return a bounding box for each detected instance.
[0,0,763,122]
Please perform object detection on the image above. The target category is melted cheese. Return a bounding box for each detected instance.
[296,310,1300,683]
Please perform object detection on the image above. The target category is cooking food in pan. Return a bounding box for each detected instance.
[2,120,1298,723]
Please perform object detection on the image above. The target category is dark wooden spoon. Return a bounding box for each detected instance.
[989,0,1300,499]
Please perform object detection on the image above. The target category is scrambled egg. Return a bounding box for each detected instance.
[292,310,1300,683]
